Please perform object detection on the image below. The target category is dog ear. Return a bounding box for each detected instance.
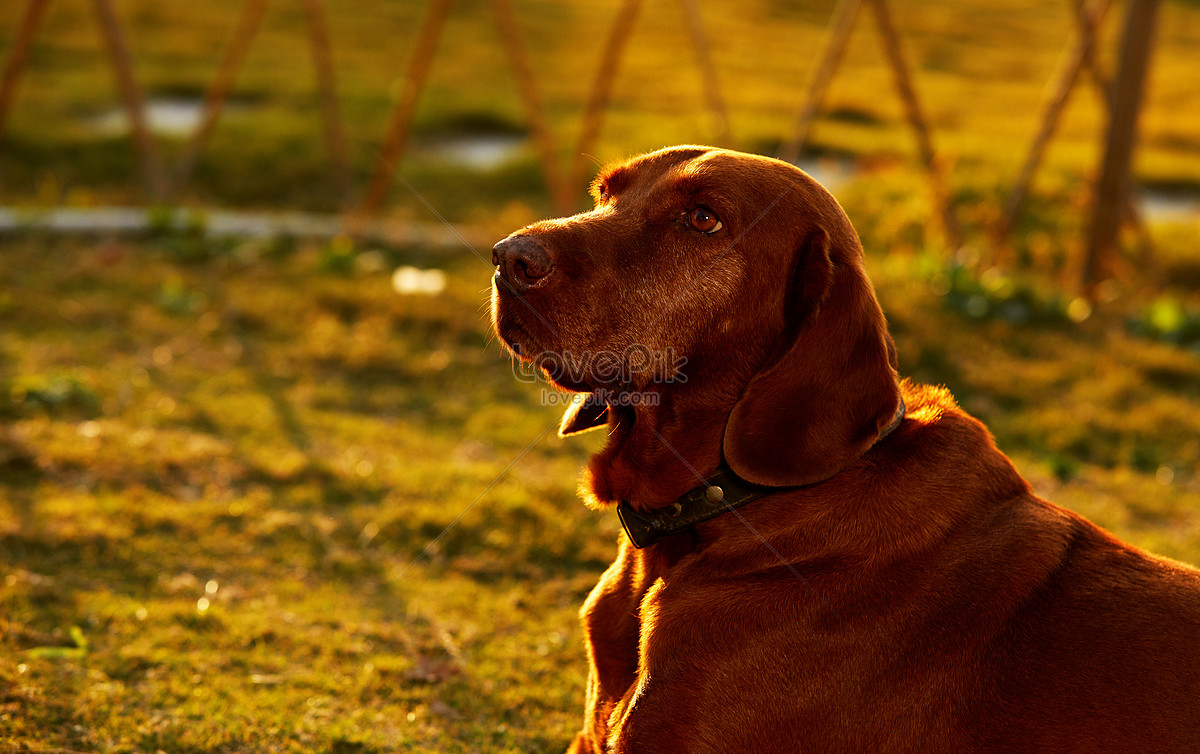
[559,391,609,437]
[723,227,901,487]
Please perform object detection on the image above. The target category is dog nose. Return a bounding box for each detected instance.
[492,235,553,293]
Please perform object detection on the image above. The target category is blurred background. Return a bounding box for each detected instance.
[2,1,1199,751]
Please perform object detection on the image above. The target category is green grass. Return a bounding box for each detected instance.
[2,226,1200,750]
[2,0,1200,220]
[0,233,610,751]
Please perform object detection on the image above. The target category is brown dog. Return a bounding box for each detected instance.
[490,146,1200,752]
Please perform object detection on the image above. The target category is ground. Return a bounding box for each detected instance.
[2,227,1198,751]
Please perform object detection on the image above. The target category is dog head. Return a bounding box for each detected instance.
[492,146,900,488]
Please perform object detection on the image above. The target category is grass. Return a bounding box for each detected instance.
[2,222,1200,750]
[0,232,609,751]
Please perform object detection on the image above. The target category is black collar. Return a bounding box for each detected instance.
[616,398,906,548]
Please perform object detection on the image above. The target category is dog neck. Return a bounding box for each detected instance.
[581,382,907,513]
[615,398,906,548]
[580,388,730,511]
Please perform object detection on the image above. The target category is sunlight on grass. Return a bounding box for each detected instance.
[2,226,1198,749]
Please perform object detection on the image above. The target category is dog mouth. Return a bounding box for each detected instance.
[493,310,606,394]
[493,291,583,393]
[492,277,543,354]
[493,276,664,395]
[495,317,536,361]
[530,351,597,393]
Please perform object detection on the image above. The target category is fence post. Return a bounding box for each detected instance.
[679,0,731,146]
[0,0,51,142]
[301,0,351,206]
[359,0,453,218]
[779,0,862,165]
[1079,0,1153,267]
[867,0,962,250]
[488,0,567,213]
[1081,0,1160,297]
[994,0,1111,260]
[570,0,643,201]
[175,0,271,188]
[92,0,166,200]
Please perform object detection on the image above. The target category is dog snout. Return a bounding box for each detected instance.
[492,235,553,294]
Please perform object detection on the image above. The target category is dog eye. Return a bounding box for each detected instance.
[688,206,722,234]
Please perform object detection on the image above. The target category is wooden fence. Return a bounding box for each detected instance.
[0,0,1163,298]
